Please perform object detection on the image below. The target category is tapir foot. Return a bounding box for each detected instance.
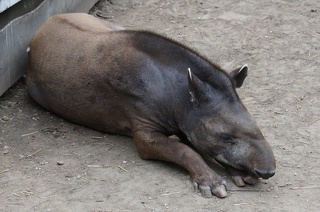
[231,175,259,187]
[192,172,228,198]
[226,166,259,187]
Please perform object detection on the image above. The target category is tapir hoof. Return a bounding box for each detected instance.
[193,179,228,198]
[232,175,259,186]
[211,184,227,198]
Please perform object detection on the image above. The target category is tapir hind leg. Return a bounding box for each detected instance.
[133,130,227,198]
[26,78,51,111]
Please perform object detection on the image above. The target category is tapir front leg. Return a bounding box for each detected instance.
[133,130,227,198]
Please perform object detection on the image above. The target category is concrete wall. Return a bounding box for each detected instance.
[0,0,97,96]
[0,0,22,13]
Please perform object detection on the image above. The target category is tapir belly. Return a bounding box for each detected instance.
[27,73,133,136]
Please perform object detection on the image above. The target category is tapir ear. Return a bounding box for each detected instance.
[229,64,248,88]
[188,68,209,104]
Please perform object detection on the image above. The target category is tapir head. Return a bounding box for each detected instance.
[183,65,276,182]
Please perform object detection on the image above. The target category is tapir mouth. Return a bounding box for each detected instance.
[214,158,275,180]
[213,155,248,172]
[213,156,258,179]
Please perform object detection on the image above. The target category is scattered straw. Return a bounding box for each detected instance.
[234,203,250,206]
[141,202,150,212]
[310,117,320,125]
[290,186,320,190]
[159,191,180,197]
[0,169,9,175]
[25,148,42,158]
[21,131,39,137]
[12,193,20,197]
[87,165,104,168]
[117,165,129,172]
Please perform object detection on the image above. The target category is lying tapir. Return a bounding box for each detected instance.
[26,13,276,198]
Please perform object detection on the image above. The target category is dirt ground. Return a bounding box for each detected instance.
[1,0,319,211]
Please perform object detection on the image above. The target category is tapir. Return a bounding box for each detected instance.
[26,13,276,198]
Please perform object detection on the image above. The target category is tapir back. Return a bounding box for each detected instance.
[27,13,202,136]
[27,13,139,135]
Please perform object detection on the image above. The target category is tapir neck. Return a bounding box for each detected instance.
[124,31,235,135]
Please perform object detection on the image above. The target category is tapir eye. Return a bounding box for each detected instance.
[219,133,236,144]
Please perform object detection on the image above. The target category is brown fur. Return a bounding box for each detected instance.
[27,13,275,198]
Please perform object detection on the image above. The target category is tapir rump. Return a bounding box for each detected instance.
[27,13,276,198]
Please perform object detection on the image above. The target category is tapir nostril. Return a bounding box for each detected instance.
[255,169,275,179]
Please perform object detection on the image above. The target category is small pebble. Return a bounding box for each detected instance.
[2,116,9,121]
[57,161,64,165]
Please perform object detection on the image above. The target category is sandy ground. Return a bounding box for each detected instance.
[1,0,320,211]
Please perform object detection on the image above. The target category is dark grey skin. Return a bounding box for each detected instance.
[27,13,276,198]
